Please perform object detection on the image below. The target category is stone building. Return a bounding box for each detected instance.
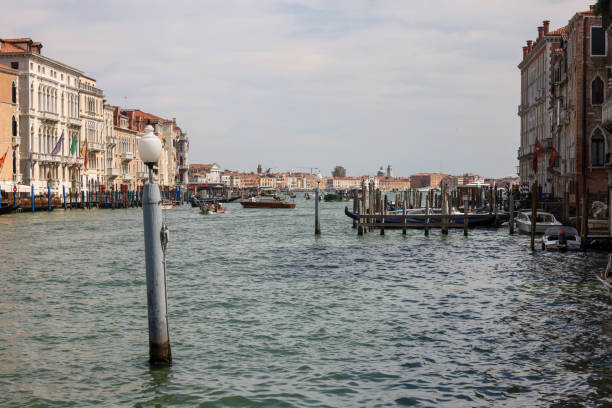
[409,172,448,188]
[79,74,105,193]
[0,64,19,190]
[517,21,565,196]
[0,38,83,193]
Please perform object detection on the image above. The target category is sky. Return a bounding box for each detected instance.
[0,0,593,177]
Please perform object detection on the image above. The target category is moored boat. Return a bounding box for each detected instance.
[541,226,581,251]
[515,211,561,234]
[240,197,295,209]
[324,191,350,202]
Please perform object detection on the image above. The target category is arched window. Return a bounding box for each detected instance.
[11,116,17,136]
[37,85,41,110]
[592,128,605,166]
[11,82,16,103]
[593,77,604,105]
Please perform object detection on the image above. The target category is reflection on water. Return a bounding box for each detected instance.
[0,201,610,407]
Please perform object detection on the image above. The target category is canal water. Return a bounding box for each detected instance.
[0,198,611,407]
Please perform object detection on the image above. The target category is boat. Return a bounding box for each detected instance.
[304,192,311,200]
[324,191,350,202]
[515,211,562,234]
[200,195,241,204]
[161,199,173,210]
[240,197,296,209]
[0,203,17,215]
[597,254,612,299]
[344,206,503,228]
[541,226,581,251]
[200,203,226,214]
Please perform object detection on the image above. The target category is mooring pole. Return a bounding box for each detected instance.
[463,196,468,237]
[140,126,171,365]
[315,173,321,235]
[13,184,17,207]
[63,185,66,210]
[48,185,51,211]
[509,187,515,235]
[530,181,537,250]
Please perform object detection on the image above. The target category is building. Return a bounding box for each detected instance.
[326,176,362,190]
[377,176,411,191]
[79,74,105,193]
[386,165,393,177]
[0,64,19,190]
[174,120,189,187]
[188,163,221,184]
[517,21,565,195]
[0,38,83,193]
[103,104,119,188]
[112,107,138,190]
[409,172,448,188]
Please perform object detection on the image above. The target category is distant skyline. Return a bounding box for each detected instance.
[0,0,590,177]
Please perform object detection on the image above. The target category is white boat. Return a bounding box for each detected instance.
[515,211,561,234]
[541,226,581,251]
[597,254,612,299]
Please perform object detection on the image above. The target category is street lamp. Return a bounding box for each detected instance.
[138,124,171,365]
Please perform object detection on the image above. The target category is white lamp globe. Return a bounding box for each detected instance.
[138,125,162,165]
[316,173,322,183]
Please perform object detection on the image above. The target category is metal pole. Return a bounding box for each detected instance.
[13,184,16,207]
[143,167,172,365]
[315,181,321,235]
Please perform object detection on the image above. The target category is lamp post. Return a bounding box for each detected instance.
[315,172,322,235]
[138,125,172,365]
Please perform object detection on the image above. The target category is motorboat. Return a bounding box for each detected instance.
[240,196,296,209]
[515,211,561,234]
[161,199,173,210]
[541,226,581,251]
[200,203,226,214]
[597,254,612,299]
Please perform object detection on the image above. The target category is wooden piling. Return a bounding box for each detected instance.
[352,189,358,229]
[530,182,537,250]
[441,184,448,235]
[402,193,407,235]
[425,191,430,237]
[463,196,468,236]
[380,195,386,236]
[509,188,515,235]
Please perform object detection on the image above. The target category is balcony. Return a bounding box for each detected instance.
[88,141,103,152]
[12,135,20,146]
[106,136,117,146]
[518,104,524,116]
[137,171,149,180]
[120,151,134,161]
[78,81,104,97]
[39,111,59,122]
[107,167,119,178]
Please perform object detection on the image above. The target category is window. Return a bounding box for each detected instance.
[592,26,606,56]
[592,128,605,166]
[11,82,16,103]
[10,62,18,69]
[12,116,17,136]
[592,77,604,105]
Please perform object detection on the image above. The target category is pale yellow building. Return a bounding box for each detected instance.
[79,74,105,193]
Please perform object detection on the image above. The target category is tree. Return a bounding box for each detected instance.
[332,166,346,177]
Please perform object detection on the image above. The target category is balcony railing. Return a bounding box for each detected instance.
[107,167,119,178]
[78,81,104,96]
[39,111,59,121]
[88,141,103,152]
[120,151,134,161]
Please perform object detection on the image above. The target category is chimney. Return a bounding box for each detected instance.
[527,40,533,52]
[523,46,528,58]
[543,20,550,34]
[538,26,543,40]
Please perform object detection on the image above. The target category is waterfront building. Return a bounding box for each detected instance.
[79,74,105,193]
[409,172,448,188]
[189,163,220,184]
[112,107,138,190]
[326,176,362,190]
[0,64,19,190]
[103,104,119,188]
[517,21,565,196]
[0,38,83,193]
[377,176,411,191]
[259,175,277,189]
[174,119,189,188]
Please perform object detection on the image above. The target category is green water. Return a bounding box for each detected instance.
[0,199,611,407]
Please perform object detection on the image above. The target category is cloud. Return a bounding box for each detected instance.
[0,0,590,177]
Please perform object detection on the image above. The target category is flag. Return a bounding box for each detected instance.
[82,138,88,170]
[549,147,558,170]
[51,131,64,155]
[70,135,77,155]
[0,148,8,171]
[533,139,544,173]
